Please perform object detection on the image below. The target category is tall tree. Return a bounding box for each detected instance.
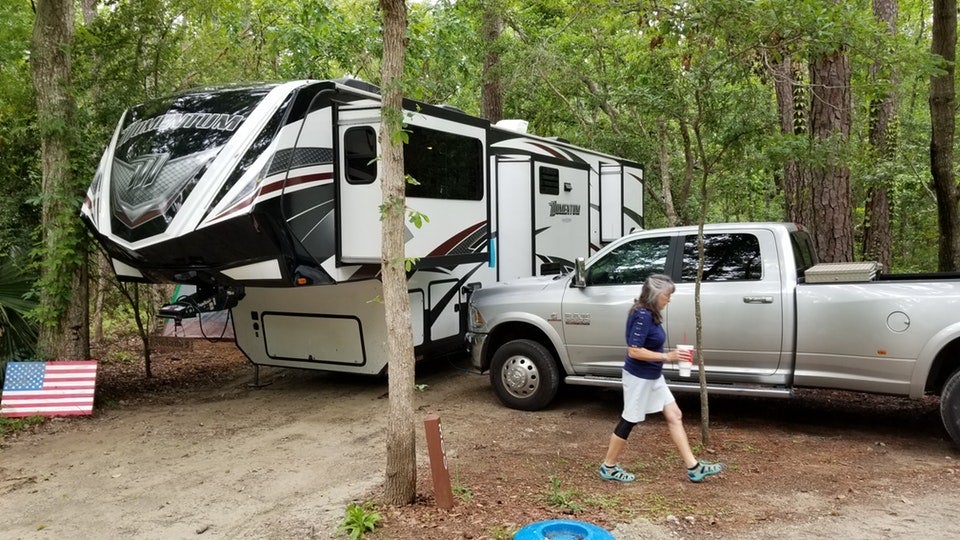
[804,7,854,263]
[862,0,899,269]
[31,0,89,359]
[480,0,503,122]
[930,0,959,271]
[379,0,417,506]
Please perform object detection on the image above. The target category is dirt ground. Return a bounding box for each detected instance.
[2,339,960,539]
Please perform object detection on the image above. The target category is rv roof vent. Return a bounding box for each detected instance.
[335,77,381,95]
[547,136,570,143]
[495,119,529,133]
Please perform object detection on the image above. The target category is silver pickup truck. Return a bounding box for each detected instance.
[466,222,960,446]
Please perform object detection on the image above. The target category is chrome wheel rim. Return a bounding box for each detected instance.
[500,354,539,399]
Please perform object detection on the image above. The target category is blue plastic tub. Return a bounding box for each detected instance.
[513,519,615,540]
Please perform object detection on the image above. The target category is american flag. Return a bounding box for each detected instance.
[1,361,98,417]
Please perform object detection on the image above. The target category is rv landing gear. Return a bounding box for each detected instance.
[246,363,273,388]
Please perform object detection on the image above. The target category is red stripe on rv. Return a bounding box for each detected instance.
[528,142,566,160]
[427,222,486,257]
[258,172,333,196]
[209,172,333,222]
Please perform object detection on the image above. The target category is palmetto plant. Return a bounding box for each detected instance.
[0,258,38,365]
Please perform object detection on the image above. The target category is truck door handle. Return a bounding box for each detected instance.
[743,296,773,304]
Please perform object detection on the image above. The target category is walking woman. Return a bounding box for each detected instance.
[598,273,723,483]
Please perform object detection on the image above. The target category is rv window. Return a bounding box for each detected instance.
[539,167,560,195]
[404,125,483,200]
[344,127,378,184]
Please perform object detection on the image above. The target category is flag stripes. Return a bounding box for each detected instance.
[1,361,98,417]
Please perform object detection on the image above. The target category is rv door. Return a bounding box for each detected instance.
[338,122,383,264]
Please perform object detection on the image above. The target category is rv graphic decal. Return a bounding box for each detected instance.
[112,148,217,228]
[118,112,245,146]
[548,201,581,216]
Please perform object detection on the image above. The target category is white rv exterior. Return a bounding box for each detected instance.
[81,79,643,374]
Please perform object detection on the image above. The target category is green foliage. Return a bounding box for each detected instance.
[0,258,39,360]
[337,502,381,540]
[0,414,45,437]
[486,524,516,539]
[545,476,584,514]
[452,467,472,502]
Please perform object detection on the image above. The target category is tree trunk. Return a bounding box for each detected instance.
[806,46,854,263]
[379,0,417,506]
[862,0,898,270]
[658,117,679,226]
[480,1,503,123]
[31,0,90,360]
[772,55,809,226]
[931,0,960,271]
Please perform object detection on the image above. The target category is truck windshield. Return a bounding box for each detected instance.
[109,85,275,242]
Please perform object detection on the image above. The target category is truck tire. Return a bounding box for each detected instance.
[941,368,960,447]
[490,339,560,411]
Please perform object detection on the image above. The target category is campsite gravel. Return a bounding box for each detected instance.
[1,339,959,539]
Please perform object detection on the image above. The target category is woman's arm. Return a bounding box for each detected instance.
[627,346,682,363]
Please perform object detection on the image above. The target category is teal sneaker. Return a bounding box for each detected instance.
[599,463,635,482]
[687,461,723,483]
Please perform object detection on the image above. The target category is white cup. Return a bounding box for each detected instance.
[676,344,694,377]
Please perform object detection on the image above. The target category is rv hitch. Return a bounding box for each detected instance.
[158,286,245,321]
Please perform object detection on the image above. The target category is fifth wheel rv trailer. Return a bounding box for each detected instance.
[81,78,644,375]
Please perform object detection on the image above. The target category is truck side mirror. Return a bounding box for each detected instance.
[572,257,586,288]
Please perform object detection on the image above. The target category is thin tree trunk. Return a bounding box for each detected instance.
[658,117,678,226]
[93,254,107,344]
[931,0,960,271]
[380,0,417,506]
[862,0,898,270]
[480,2,503,123]
[32,0,90,360]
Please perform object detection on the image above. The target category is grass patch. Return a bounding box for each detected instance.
[0,415,45,436]
[545,476,584,514]
[486,524,516,539]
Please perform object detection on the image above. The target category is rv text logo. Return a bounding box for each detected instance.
[549,201,581,216]
[118,112,245,147]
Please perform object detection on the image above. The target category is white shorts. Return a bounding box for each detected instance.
[621,370,675,423]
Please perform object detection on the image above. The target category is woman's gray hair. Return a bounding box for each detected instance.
[631,273,675,324]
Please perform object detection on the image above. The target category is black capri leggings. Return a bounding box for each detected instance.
[614,416,637,440]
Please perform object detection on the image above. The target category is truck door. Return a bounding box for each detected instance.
[560,234,674,377]
[666,229,784,377]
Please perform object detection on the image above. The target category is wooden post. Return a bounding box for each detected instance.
[423,413,454,509]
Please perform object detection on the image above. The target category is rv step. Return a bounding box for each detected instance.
[564,375,793,398]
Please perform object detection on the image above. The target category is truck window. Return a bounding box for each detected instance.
[789,229,818,276]
[681,233,762,282]
[405,125,483,200]
[586,236,671,285]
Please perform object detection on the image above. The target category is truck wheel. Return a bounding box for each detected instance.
[489,339,560,411]
[941,368,960,448]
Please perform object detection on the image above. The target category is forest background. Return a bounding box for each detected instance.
[0,0,958,370]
